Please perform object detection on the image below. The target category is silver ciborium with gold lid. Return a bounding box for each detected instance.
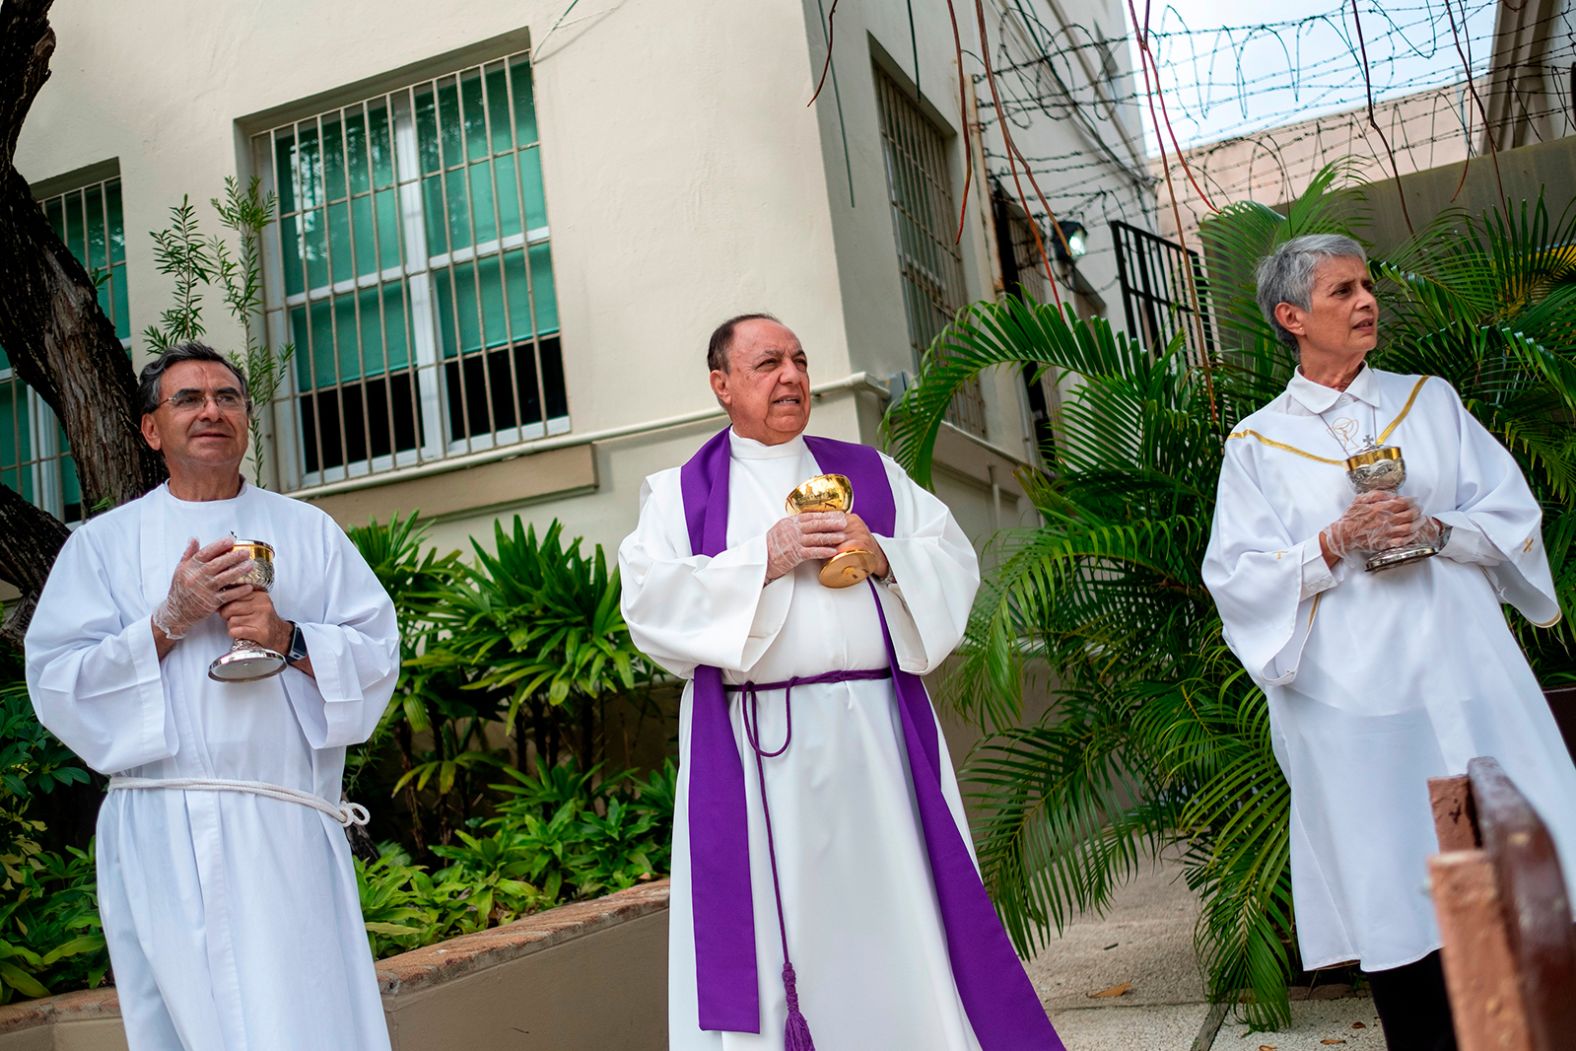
[1344,444,1438,572]
[785,474,877,588]
[208,538,287,681]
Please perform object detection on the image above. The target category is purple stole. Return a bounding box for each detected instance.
[678,427,1064,1049]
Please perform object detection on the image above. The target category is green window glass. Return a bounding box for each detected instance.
[0,176,126,522]
[260,52,564,486]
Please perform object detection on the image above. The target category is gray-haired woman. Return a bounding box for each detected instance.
[1202,234,1576,1050]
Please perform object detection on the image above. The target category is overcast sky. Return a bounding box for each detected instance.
[1132,0,1500,150]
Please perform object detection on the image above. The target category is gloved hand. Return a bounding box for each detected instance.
[765,512,846,582]
[1321,491,1421,561]
[1409,511,1446,547]
[151,537,257,640]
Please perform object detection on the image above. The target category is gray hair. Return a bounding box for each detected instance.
[137,342,250,414]
[1254,234,1368,350]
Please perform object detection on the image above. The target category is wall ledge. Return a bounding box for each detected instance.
[0,879,671,1037]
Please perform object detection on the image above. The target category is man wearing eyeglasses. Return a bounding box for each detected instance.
[25,342,399,1050]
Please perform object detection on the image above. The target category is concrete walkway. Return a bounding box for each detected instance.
[1027,855,1385,1050]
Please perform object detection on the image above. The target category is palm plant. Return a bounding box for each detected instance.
[884,167,1576,1027]
[422,518,649,776]
[344,512,481,851]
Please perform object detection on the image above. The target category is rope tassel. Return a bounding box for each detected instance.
[782,963,816,1050]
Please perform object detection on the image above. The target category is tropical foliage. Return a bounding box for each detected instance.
[884,168,1576,1027]
[357,757,675,959]
[0,666,103,1006]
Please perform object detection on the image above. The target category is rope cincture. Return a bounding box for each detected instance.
[730,667,893,1051]
[107,776,370,828]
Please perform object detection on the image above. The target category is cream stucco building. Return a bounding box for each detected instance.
[8,0,1153,562]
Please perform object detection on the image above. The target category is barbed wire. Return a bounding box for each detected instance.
[966,0,1574,268]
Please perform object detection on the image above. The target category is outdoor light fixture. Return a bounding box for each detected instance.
[1051,218,1087,264]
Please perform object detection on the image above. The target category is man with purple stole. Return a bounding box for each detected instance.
[619,314,1062,1049]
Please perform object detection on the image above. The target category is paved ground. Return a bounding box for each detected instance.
[1026,854,1384,1050]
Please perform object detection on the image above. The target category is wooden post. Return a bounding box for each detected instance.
[1428,851,1533,1051]
[1429,773,1478,852]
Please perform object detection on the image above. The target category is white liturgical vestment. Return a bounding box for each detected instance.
[26,482,398,1051]
[619,431,987,1050]
[1203,366,1576,971]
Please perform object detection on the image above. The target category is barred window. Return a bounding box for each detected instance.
[874,70,985,437]
[255,50,565,490]
[0,175,128,523]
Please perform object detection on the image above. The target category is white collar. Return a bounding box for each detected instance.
[728,429,807,461]
[1286,363,1380,414]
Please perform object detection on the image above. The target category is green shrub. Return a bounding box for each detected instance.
[0,842,107,1004]
[354,757,676,960]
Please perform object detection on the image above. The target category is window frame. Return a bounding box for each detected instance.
[1,172,127,524]
[872,66,987,438]
[253,51,568,493]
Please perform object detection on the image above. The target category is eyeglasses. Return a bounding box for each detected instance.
[160,389,250,413]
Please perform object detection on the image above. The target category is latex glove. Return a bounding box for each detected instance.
[765,512,846,582]
[1409,511,1446,547]
[1322,491,1421,560]
[839,513,891,579]
[151,537,257,640]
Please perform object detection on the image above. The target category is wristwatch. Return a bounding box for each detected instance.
[286,621,309,666]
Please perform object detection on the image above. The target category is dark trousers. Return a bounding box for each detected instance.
[1366,951,1459,1051]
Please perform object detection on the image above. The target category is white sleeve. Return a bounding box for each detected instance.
[24,527,178,774]
[618,471,793,678]
[279,520,401,749]
[874,454,981,674]
[1436,385,1560,626]
[1203,442,1327,686]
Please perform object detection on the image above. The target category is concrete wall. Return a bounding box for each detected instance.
[0,883,669,1051]
[1485,0,1576,150]
[1156,85,1477,247]
[1354,134,1576,256]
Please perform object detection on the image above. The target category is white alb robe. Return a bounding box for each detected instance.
[1203,366,1576,972]
[619,431,988,1050]
[25,482,398,1051]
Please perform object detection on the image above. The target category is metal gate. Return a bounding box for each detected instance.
[1111,221,1215,358]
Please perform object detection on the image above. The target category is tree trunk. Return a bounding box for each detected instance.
[394,718,427,855]
[532,699,549,776]
[0,0,166,636]
[0,479,68,648]
[578,698,594,774]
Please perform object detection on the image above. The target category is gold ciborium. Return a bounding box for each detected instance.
[785,474,877,588]
[1345,444,1438,573]
[208,538,287,681]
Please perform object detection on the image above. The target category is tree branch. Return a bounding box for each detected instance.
[0,477,69,645]
[0,0,166,639]
[0,0,55,181]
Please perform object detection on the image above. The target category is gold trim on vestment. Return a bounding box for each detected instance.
[1226,429,1348,465]
[1377,376,1431,444]
[1532,610,1564,629]
[1308,592,1323,630]
[1228,375,1434,466]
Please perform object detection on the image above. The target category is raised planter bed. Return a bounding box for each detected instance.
[0,880,670,1051]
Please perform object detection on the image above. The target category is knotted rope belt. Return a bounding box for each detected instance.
[727,667,892,1045]
[106,776,370,828]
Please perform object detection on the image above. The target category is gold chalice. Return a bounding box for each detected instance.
[785,474,877,588]
[208,538,287,681]
[1345,444,1438,572]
